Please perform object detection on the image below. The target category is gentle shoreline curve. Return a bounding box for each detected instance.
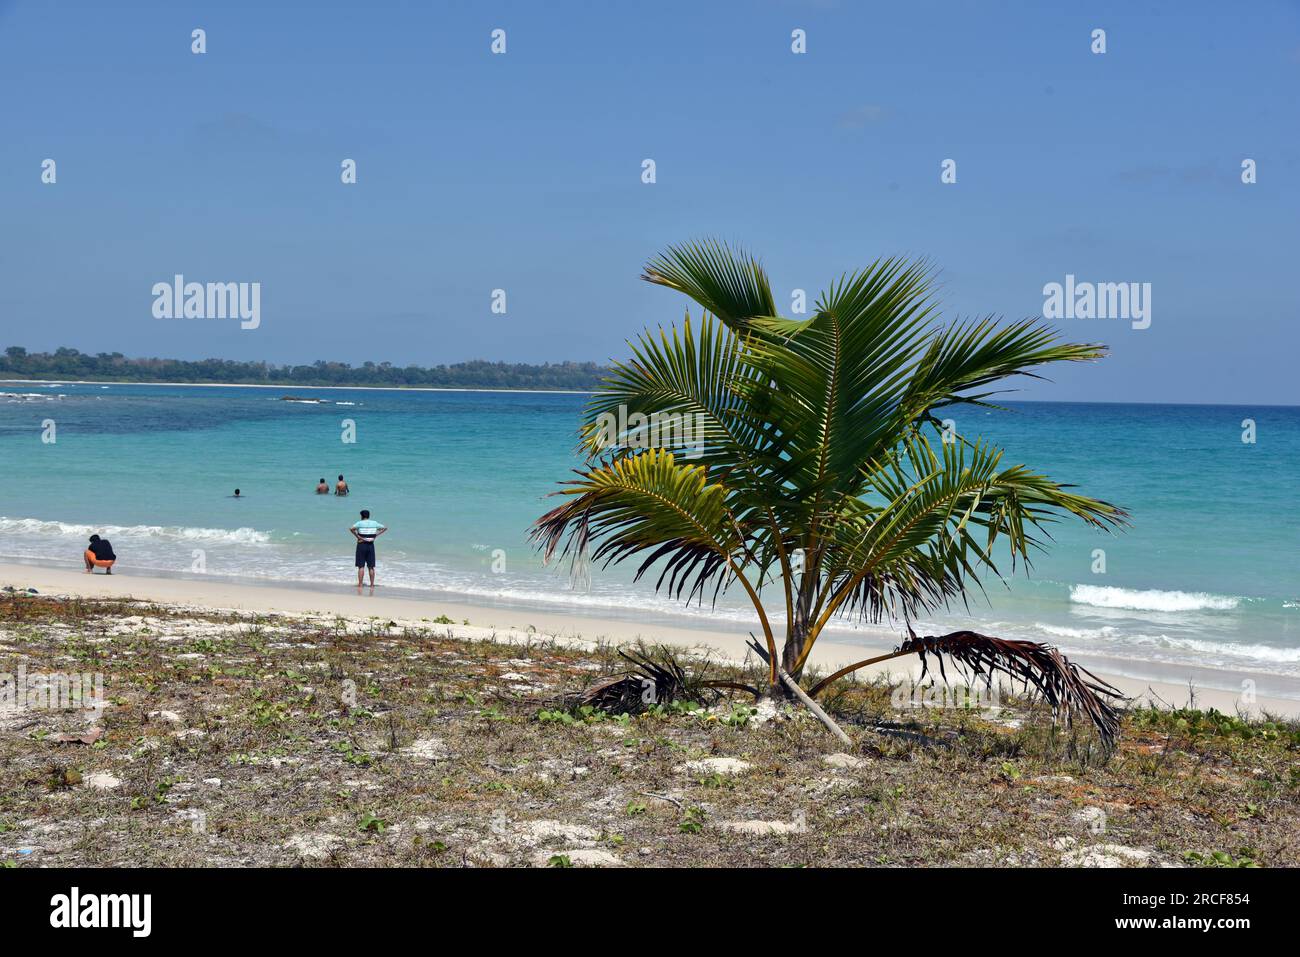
[3,562,1293,718]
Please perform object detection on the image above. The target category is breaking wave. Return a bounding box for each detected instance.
[0,516,270,546]
[1069,584,1240,612]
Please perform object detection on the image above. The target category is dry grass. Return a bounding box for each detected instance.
[1,593,1296,868]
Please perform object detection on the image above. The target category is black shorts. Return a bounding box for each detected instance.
[354,541,376,568]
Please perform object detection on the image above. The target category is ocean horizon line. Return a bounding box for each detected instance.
[3,377,1297,409]
[1,377,598,396]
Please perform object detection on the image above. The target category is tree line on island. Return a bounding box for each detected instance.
[0,346,608,391]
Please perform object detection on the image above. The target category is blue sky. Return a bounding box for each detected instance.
[2,0,1297,404]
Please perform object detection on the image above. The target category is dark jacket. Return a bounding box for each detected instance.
[89,539,116,561]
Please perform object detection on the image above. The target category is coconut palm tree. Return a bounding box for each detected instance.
[531,241,1128,744]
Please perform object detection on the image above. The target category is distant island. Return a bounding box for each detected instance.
[0,346,609,391]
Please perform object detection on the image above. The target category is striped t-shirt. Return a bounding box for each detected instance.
[351,519,385,541]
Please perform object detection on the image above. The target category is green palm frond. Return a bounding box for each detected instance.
[641,239,778,335]
[811,435,1127,642]
[534,239,1130,743]
[531,448,745,605]
[578,313,765,466]
[742,259,944,515]
[901,315,1108,420]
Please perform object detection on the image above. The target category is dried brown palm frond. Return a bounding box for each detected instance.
[571,672,645,712]
[808,630,1125,750]
[572,645,753,713]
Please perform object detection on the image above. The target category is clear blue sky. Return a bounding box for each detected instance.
[2,0,1297,404]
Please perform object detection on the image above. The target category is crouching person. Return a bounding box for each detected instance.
[84,534,116,574]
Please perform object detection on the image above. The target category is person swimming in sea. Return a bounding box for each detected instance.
[335,474,349,496]
[232,489,242,498]
[316,477,329,494]
[83,534,116,574]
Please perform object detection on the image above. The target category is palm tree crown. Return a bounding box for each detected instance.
[532,240,1128,744]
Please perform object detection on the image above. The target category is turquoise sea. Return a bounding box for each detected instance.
[2,382,1297,692]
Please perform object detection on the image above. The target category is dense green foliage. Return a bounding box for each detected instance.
[0,346,607,391]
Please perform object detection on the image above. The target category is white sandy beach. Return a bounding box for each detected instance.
[3,561,1294,718]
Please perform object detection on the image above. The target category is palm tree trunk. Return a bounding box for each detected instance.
[781,625,807,682]
[761,575,815,698]
[780,574,818,687]
[774,608,812,696]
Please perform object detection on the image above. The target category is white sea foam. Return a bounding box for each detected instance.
[1035,623,1122,640]
[4,506,1292,673]
[1127,634,1300,665]
[1032,620,1300,667]
[1069,584,1239,612]
[0,516,270,545]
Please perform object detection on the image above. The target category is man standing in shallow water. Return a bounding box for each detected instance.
[350,509,386,588]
